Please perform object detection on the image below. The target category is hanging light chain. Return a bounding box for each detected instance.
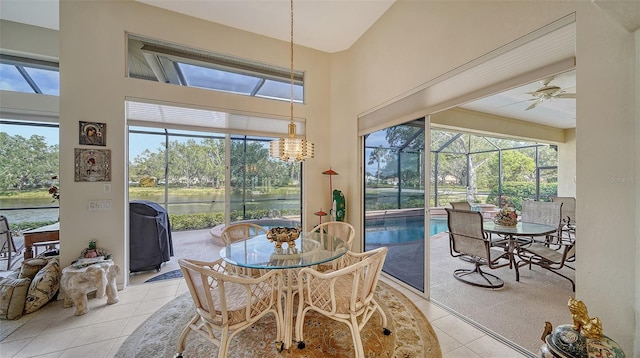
[289,0,294,130]
[268,0,314,162]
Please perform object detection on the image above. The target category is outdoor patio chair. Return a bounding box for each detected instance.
[450,201,472,210]
[295,247,390,357]
[550,196,576,240]
[176,258,283,358]
[310,221,355,272]
[446,208,511,289]
[519,200,564,246]
[515,236,576,291]
[0,215,24,271]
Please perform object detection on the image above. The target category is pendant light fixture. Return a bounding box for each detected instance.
[269,0,314,162]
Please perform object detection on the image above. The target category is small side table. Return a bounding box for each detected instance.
[61,260,120,315]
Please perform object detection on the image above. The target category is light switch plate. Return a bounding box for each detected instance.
[88,200,111,211]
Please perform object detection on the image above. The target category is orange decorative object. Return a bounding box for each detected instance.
[322,168,339,212]
[314,209,328,225]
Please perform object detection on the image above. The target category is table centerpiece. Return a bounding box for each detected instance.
[494,206,518,226]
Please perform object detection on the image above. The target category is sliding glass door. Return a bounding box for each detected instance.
[363,119,427,292]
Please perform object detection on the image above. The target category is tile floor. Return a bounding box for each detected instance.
[1,229,530,358]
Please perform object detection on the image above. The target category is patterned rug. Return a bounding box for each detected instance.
[144,269,183,283]
[116,281,442,357]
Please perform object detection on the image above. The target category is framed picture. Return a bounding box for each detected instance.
[74,148,111,182]
[79,121,106,146]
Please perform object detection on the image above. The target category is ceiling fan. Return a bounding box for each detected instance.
[523,77,576,110]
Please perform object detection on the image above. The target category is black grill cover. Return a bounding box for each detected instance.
[129,200,174,272]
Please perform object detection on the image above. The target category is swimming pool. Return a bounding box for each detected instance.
[365,217,447,245]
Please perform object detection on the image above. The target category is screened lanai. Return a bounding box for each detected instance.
[363,120,559,292]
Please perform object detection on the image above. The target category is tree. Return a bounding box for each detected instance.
[489,150,536,182]
[168,139,210,187]
[130,147,166,184]
[367,146,387,185]
[0,133,58,191]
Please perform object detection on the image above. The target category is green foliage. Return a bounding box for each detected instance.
[486,182,558,210]
[9,220,58,235]
[0,132,59,191]
[168,209,301,231]
[488,150,536,182]
[169,212,224,231]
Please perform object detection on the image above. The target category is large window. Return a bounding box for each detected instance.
[0,120,60,227]
[128,126,302,231]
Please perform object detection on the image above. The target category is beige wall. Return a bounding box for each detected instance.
[557,128,576,197]
[57,0,331,285]
[334,1,636,354]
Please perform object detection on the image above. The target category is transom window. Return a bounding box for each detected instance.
[0,55,59,95]
[127,34,304,103]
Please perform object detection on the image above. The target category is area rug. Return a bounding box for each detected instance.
[144,269,183,283]
[116,281,442,357]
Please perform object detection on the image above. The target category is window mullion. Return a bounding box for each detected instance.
[16,66,43,94]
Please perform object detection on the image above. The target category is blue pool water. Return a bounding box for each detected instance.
[365,217,447,245]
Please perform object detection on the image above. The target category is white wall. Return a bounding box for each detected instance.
[333,1,636,354]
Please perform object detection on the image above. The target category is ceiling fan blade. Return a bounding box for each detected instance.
[555,93,576,99]
[497,98,535,108]
[525,99,544,111]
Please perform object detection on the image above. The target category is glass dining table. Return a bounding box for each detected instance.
[219,231,348,349]
[483,221,558,276]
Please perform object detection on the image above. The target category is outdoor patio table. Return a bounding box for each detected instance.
[483,221,557,276]
[220,231,348,350]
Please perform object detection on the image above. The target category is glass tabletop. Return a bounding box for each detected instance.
[483,221,557,236]
[220,232,348,269]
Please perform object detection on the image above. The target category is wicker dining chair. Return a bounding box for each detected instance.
[220,222,268,245]
[295,247,390,357]
[0,215,24,271]
[220,222,268,277]
[310,221,355,272]
[176,258,283,358]
[446,208,511,289]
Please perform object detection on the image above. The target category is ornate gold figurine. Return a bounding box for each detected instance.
[567,297,603,339]
[539,298,625,358]
[266,226,301,249]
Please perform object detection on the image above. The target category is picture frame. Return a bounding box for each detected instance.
[74,148,111,182]
[79,121,106,146]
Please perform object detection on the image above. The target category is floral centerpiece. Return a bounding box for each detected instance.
[494,206,518,226]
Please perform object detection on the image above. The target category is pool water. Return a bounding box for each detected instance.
[365,217,447,244]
